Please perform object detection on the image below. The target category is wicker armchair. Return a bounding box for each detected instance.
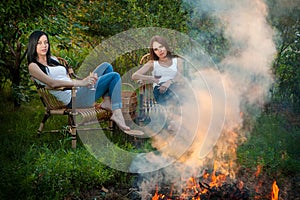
[31,57,113,148]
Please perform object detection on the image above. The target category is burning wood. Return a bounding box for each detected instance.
[151,169,250,200]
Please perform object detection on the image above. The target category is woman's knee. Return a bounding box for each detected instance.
[95,62,113,75]
[103,62,113,73]
[111,72,121,80]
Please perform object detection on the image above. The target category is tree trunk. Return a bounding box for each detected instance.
[12,41,22,108]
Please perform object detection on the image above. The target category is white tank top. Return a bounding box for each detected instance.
[47,66,72,105]
[152,58,178,87]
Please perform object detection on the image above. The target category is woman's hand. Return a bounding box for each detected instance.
[77,74,98,87]
[159,81,172,93]
[150,75,160,84]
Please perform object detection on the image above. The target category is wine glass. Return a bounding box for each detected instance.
[154,70,162,79]
[89,72,97,90]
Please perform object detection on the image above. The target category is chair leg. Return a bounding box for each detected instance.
[68,115,77,148]
[38,112,51,135]
[138,93,147,122]
[71,125,77,149]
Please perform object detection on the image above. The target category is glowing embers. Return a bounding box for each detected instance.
[151,165,250,200]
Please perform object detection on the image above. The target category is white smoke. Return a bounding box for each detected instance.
[131,0,277,198]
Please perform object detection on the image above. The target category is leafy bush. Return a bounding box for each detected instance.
[237,113,300,175]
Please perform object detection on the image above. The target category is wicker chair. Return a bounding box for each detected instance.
[32,57,114,148]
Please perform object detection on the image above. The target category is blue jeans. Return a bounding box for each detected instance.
[73,62,122,110]
[153,82,179,105]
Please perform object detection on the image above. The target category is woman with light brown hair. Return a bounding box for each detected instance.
[132,35,183,104]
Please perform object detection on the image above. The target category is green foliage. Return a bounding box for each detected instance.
[1,144,118,199]
[1,1,299,198]
[70,0,188,39]
[0,0,75,106]
[237,114,300,175]
[24,146,115,199]
[1,0,190,106]
[127,0,188,30]
[0,92,135,199]
[1,0,299,117]
[272,40,300,112]
[182,3,230,63]
[52,46,91,71]
[266,0,300,113]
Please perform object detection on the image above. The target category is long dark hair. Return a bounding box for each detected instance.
[27,30,61,74]
[149,35,173,60]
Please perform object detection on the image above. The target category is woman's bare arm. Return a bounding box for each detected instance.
[28,62,94,88]
[131,60,158,83]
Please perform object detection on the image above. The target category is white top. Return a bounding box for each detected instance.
[47,65,72,105]
[33,64,72,105]
[152,57,178,87]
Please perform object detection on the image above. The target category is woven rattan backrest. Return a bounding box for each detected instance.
[35,84,66,110]
[138,53,157,111]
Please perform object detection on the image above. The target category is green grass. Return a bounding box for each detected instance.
[237,113,300,176]
[1,89,299,199]
[0,92,137,199]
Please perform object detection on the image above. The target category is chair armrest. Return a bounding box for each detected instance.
[68,68,83,80]
[70,73,82,80]
[137,80,145,85]
[56,57,82,80]
[136,79,154,85]
[44,86,74,91]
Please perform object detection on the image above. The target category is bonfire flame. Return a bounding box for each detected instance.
[209,162,227,187]
[152,163,229,200]
[255,165,262,178]
[271,181,279,200]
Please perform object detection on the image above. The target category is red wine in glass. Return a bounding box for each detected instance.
[154,71,162,79]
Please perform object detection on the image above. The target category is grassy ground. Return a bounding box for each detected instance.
[0,90,299,199]
[237,112,300,199]
[0,92,137,199]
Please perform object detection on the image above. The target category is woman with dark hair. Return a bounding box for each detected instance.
[27,30,133,133]
[132,35,183,104]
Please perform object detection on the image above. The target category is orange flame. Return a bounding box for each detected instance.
[152,163,228,199]
[152,184,160,200]
[271,181,279,200]
[255,165,262,177]
[209,162,226,187]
